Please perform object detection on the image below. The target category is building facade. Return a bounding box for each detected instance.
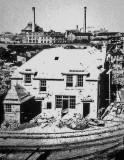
[65,30,93,43]
[3,47,106,123]
[20,23,66,44]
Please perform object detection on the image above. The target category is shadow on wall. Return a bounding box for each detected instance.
[99,70,109,110]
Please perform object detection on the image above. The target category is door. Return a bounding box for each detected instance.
[63,99,68,110]
[62,99,68,116]
[83,103,90,117]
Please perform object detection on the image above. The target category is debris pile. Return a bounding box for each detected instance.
[57,113,89,130]
[30,112,90,130]
[0,112,106,133]
[18,111,106,133]
[0,120,19,131]
[89,118,105,127]
[102,102,124,122]
[30,112,57,128]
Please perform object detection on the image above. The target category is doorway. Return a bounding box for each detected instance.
[20,99,41,124]
[83,103,90,117]
[63,99,68,110]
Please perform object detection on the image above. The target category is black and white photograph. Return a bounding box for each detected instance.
[0,0,124,159]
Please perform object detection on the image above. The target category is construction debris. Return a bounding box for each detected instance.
[0,120,19,131]
[0,111,107,132]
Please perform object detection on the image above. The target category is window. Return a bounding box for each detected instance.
[40,80,46,91]
[25,74,31,83]
[77,75,83,87]
[47,102,52,109]
[66,75,73,87]
[55,95,76,109]
[70,96,76,109]
[5,104,11,112]
[56,96,62,108]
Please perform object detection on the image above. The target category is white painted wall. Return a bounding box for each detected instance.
[11,73,98,119]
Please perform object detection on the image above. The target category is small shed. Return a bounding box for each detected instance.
[3,84,40,123]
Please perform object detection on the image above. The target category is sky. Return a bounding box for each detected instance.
[0,0,124,33]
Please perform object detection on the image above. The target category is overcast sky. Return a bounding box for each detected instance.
[0,0,124,33]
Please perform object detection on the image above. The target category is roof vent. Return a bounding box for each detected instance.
[54,57,59,60]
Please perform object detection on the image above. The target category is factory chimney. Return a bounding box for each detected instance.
[84,6,87,33]
[76,25,79,31]
[32,7,35,32]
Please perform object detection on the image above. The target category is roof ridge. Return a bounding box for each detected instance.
[15,84,29,101]
[4,85,20,102]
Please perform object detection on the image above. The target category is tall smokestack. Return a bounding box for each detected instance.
[32,7,35,32]
[84,6,87,33]
[76,25,79,31]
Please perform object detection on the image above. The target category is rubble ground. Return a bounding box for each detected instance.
[18,112,105,133]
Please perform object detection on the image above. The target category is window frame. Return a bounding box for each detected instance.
[66,75,73,87]
[55,95,76,109]
[77,75,83,87]
[40,79,46,92]
[24,74,31,84]
[55,95,62,108]
[70,96,76,109]
[47,102,52,109]
[5,104,12,113]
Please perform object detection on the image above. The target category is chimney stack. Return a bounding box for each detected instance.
[84,6,87,33]
[32,7,35,32]
[76,25,79,31]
